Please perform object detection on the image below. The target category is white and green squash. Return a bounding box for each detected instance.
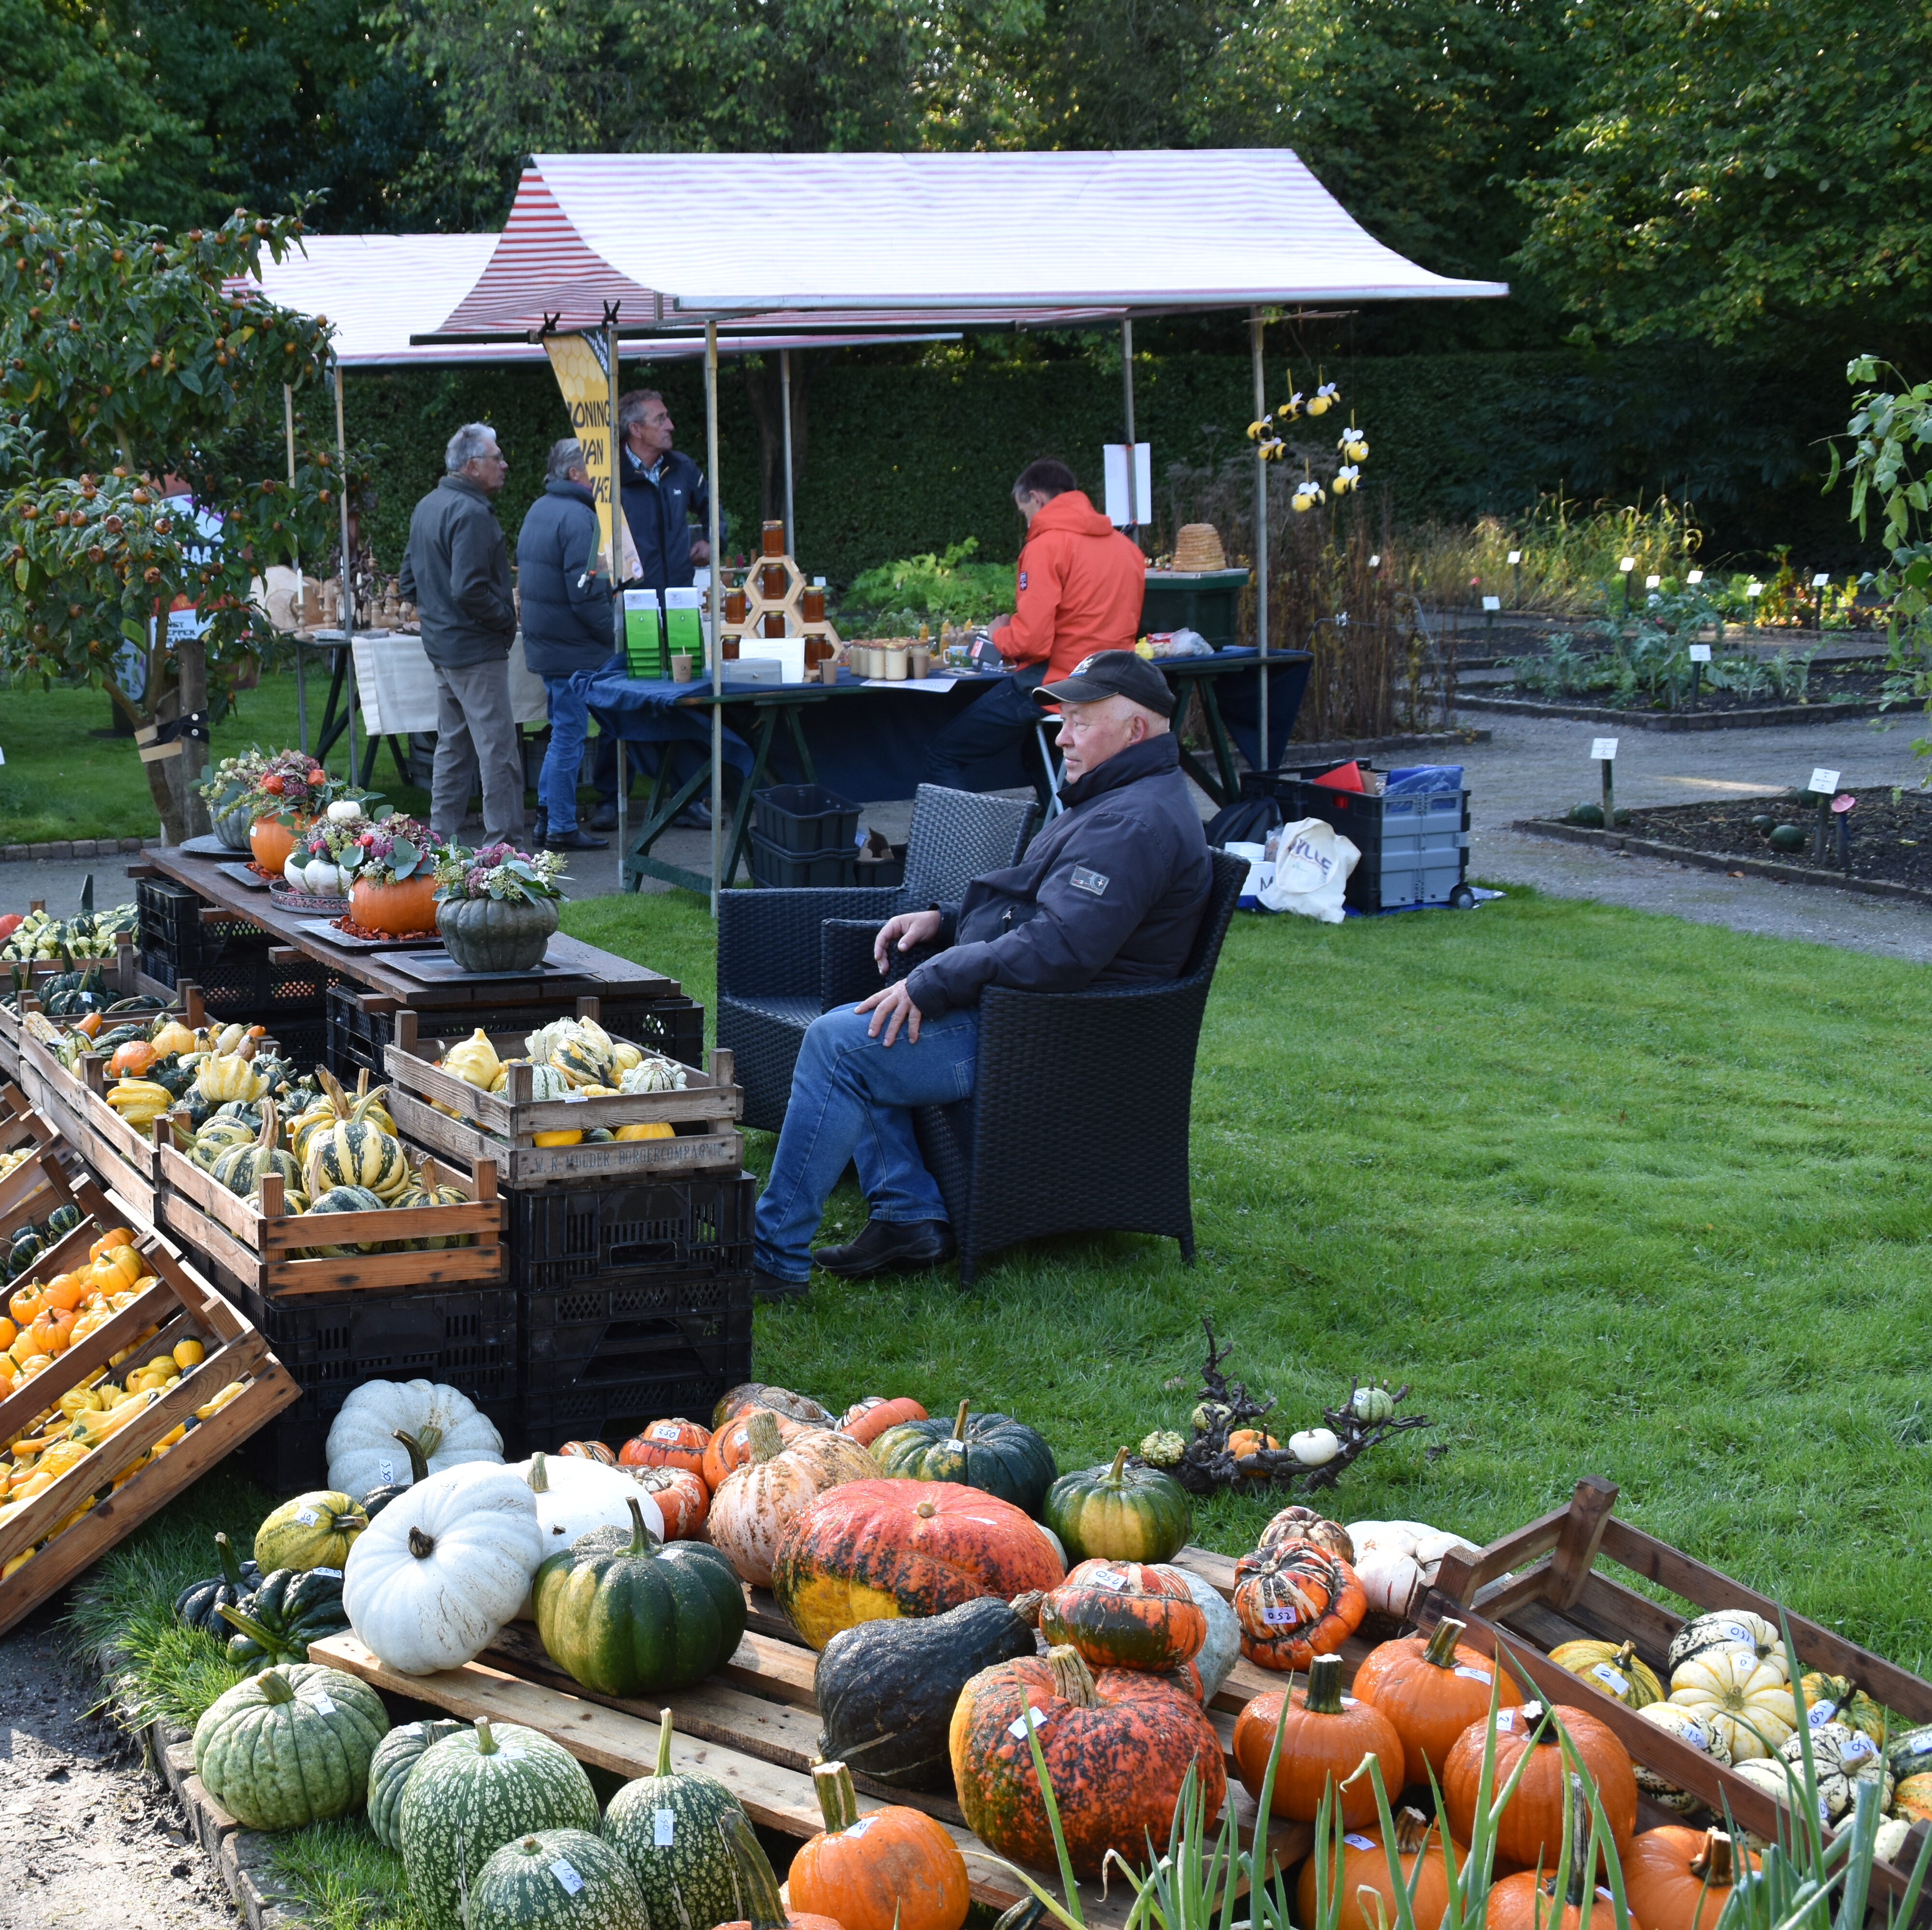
[366,1718,465,1850]
[305,1117,412,1199]
[298,1184,388,1256]
[326,1377,506,1501]
[467,1827,644,1930]
[1668,1609,1788,1679]
[600,1711,744,1926]
[398,1719,599,1930]
[192,1664,389,1832]
[254,1489,369,1572]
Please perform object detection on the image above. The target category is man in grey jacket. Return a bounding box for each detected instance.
[398,423,525,848]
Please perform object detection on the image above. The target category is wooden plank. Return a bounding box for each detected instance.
[1434,1500,1572,1604]
[1544,1476,1620,1612]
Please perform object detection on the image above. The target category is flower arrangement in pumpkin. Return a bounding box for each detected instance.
[431,842,567,905]
[206,745,337,826]
[333,812,446,937]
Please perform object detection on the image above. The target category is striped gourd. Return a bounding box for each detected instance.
[191,1117,256,1169]
[600,1712,743,1926]
[397,1719,598,1930]
[300,1184,387,1256]
[467,1828,643,1930]
[366,1718,465,1851]
[306,1118,411,1199]
[212,1100,304,1201]
[550,1038,611,1089]
[414,1184,475,1251]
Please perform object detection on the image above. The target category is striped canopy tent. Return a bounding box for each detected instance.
[413,149,1507,908]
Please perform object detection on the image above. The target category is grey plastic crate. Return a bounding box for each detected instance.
[1264,770,1471,912]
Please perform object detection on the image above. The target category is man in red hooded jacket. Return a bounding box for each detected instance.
[925,459,1147,800]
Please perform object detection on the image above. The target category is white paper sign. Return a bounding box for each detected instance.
[377,1458,397,1484]
[1344,1833,1377,1850]
[1102,442,1153,527]
[1454,1666,1493,1683]
[294,1509,319,1526]
[1481,595,1501,612]
[1810,768,1841,795]
[1591,738,1619,761]
[650,1423,683,1442]
[1809,1702,1837,1728]
[1688,644,1712,663]
[1591,1663,1631,1696]
[308,1692,338,1715]
[945,1438,966,1452]
[654,1808,676,1847]
[1812,572,1831,588]
[549,1860,584,1895]
[1261,1605,1300,1627]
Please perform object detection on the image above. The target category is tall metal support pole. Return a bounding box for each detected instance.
[285,385,306,754]
[706,323,724,916]
[607,318,626,878]
[1121,318,1138,535]
[780,348,796,557]
[1251,311,1270,776]
[334,360,357,783]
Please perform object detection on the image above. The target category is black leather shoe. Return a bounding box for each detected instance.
[813,1219,955,1278]
[588,801,619,832]
[545,827,609,851]
[752,1268,809,1301]
[673,800,713,830]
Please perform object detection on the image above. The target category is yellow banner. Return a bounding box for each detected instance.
[542,333,638,579]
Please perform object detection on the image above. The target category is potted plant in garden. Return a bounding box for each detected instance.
[198,750,274,851]
[432,843,567,972]
[334,813,444,936]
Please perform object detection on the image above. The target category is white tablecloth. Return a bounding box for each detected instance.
[351,632,550,735]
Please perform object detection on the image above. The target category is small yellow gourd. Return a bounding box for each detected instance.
[441,1027,502,1089]
[614,1122,675,1142]
[195,1052,267,1104]
[149,1019,196,1058]
[533,1129,584,1147]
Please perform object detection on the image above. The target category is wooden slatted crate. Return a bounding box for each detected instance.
[0,1149,298,1638]
[383,1008,741,1184]
[156,1136,505,1300]
[1425,1475,1932,1908]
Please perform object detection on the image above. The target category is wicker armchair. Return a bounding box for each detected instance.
[901,849,1247,1286]
[717,785,1037,1131]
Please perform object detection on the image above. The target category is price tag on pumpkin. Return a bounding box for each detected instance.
[654,1808,676,1847]
[845,1816,877,1838]
[946,1438,966,1452]
[1084,1570,1128,1591]
[1841,1732,1878,1761]
[310,1567,343,1579]
[1590,1663,1631,1696]
[1344,1834,1377,1850]
[1809,1701,1837,1728]
[1719,1622,1755,1648]
[1454,1666,1493,1683]
[377,1458,397,1484]
[1495,1711,1515,1732]
[1261,1606,1301,1627]
[1008,1707,1051,1742]
[650,1424,683,1442]
[294,1508,319,1526]
[563,1090,589,1104]
[549,1861,585,1895]
[308,1692,337,1715]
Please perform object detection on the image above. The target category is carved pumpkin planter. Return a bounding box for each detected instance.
[249,814,307,875]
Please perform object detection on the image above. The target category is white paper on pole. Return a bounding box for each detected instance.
[1810,767,1841,795]
[1102,442,1152,526]
[1481,595,1501,611]
[1590,738,1618,761]
[1688,644,1712,663]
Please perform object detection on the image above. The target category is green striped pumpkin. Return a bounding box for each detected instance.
[600,1712,743,1927]
[191,1117,256,1169]
[366,1718,465,1850]
[468,1828,643,1930]
[299,1184,387,1256]
[192,1664,389,1833]
[398,1718,599,1930]
[212,1101,304,1201]
[305,1118,411,1199]
[415,1183,476,1251]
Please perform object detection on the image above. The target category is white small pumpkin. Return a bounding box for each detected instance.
[1875,1817,1913,1866]
[327,799,365,823]
[1634,1701,1733,1814]
[1778,1720,1891,1823]
[1669,1609,1787,1679]
[326,1378,506,1502]
[509,1453,662,1615]
[1345,1519,1478,1591]
[1730,1754,1830,1845]
[1157,1564,1240,1700]
[1669,1646,1798,1762]
[1288,1427,1340,1466]
[282,853,307,888]
[303,858,341,896]
[1355,1545,1424,1620]
[342,1462,544,1675]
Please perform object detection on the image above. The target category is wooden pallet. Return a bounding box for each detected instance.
[314,1544,1361,1926]
[0,1142,298,1637]
[1425,1476,1932,1909]
[156,1139,505,1301]
[383,1011,742,1185]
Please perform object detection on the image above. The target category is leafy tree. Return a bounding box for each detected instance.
[0,192,343,838]
[1514,0,1932,352]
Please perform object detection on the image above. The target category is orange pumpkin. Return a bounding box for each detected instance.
[788,1760,969,1930]
[837,1396,930,1447]
[0,1317,14,1352]
[702,1406,813,1489]
[708,1409,876,1587]
[1297,1806,1466,1930]
[713,1381,836,1429]
[350,874,438,935]
[1485,1776,1645,1930]
[74,1010,104,1039]
[88,1227,134,1261]
[7,1282,46,1325]
[1233,1536,1367,1672]
[714,1808,847,1930]
[1233,1652,1406,1826]
[248,813,306,876]
[950,1644,1226,1879]
[1444,1701,1637,1874]
[107,1038,160,1078]
[1622,1828,1756,1930]
[557,1439,617,1464]
[628,1464,710,1539]
[1039,1558,1207,1673]
[1352,1616,1503,1785]
[1228,1428,1280,1461]
[40,1272,90,1314]
[27,1308,76,1357]
[619,1415,712,1475]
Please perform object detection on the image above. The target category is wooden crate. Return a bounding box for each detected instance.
[1425,1476,1932,1907]
[383,1009,741,1184]
[0,1153,299,1638]
[312,1541,1325,1929]
[16,1021,167,1221]
[156,1137,505,1301]
[0,945,195,1067]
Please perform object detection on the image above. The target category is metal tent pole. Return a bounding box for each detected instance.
[334,360,357,783]
[706,322,724,916]
[1251,311,1269,777]
[285,385,306,754]
[1121,318,1138,536]
[780,348,796,557]
[607,318,626,877]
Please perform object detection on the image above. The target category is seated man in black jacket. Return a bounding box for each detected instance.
[751,651,1211,1297]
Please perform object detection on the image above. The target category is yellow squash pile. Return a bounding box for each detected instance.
[434,1019,685,1148]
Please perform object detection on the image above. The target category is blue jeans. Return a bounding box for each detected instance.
[753,1004,979,1282]
[539,674,591,833]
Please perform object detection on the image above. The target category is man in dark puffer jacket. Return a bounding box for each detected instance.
[752,651,1210,1296]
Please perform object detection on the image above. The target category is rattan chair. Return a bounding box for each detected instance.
[717,785,1038,1132]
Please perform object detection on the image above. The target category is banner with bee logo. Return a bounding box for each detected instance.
[542,332,639,580]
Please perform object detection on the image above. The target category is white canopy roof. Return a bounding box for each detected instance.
[434,148,1506,338]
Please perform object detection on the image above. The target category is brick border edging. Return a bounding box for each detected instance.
[1456,695,1889,732]
[1510,816,1932,909]
[0,836,156,864]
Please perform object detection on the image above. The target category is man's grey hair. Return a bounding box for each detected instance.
[546,437,587,481]
[445,422,500,472]
[617,389,666,436]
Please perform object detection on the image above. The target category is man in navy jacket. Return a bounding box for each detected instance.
[517,439,615,851]
[751,651,1211,1296]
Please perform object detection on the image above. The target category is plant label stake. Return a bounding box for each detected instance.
[1812,571,1830,632]
[1508,549,1522,606]
[1833,791,1855,872]
[1592,738,1618,827]
[1688,641,1711,708]
[1482,593,1500,643]
[1809,768,1840,864]
[1619,555,1636,619]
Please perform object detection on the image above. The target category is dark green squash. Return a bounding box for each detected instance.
[172,1532,263,1633]
[870,1398,1058,1516]
[814,1595,1037,1790]
[1043,1447,1193,1564]
[44,1202,82,1239]
[366,1718,466,1850]
[600,1710,745,1924]
[533,1497,746,1697]
[218,1566,350,1674]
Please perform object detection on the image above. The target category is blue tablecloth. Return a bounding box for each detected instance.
[1209,651,1315,774]
[581,669,757,776]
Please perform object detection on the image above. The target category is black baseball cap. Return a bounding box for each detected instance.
[1034,649,1176,717]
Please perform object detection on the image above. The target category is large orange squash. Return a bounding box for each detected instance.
[1233,1653,1406,1827]
[1232,1536,1367,1672]
[350,874,438,935]
[627,1464,709,1539]
[1444,1701,1637,1875]
[1352,1616,1503,1786]
[773,1478,1064,1651]
[949,1644,1225,1878]
[1622,1828,1756,1930]
[249,813,306,876]
[619,1416,711,1475]
[703,1406,814,1489]
[788,1761,968,1930]
[709,1410,876,1587]
[1297,1806,1466,1930]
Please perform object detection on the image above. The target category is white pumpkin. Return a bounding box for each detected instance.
[1157,1565,1240,1700]
[342,1462,544,1675]
[325,1378,506,1501]
[1345,1519,1479,1590]
[303,858,341,896]
[1668,1646,1798,1762]
[1288,1427,1340,1466]
[282,853,307,888]
[1875,1817,1913,1866]
[1778,1720,1891,1823]
[1669,1609,1787,1680]
[1730,1754,1830,1845]
[1355,1545,1424,1620]
[508,1453,663,1615]
[1634,1701,1734,1814]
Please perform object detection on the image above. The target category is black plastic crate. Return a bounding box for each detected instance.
[327,986,707,1083]
[748,832,857,890]
[235,1283,520,1398]
[136,875,269,973]
[253,1386,519,1494]
[1248,768,1472,913]
[508,1172,756,1293]
[517,1362,748,1457]
[752,783,861,855]
[141,945,349,1014]
[522,1271,752,1394]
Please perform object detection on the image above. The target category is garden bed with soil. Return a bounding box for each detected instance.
[1621,795,1932,891]
[1462,660,1895,729]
